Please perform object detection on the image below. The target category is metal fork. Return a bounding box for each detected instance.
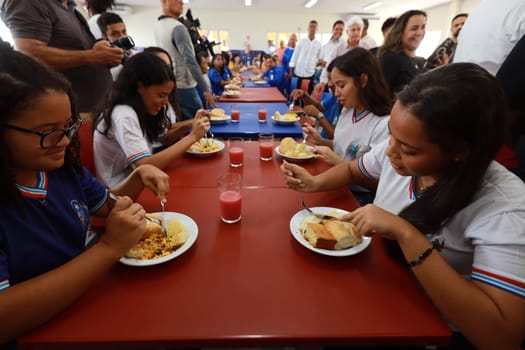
[300,192,336,220]
[109,193,167,235]
[288,99,295,112]
[204,130,214,148]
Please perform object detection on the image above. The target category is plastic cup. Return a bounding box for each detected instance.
[258,105,267,123]
[259,133,274,161]
[217,173,242,224]
[228,137,244,167]
[231,104,240,122]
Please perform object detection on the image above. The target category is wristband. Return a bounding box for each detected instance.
[317,112,325,120]
[407,239,442,267]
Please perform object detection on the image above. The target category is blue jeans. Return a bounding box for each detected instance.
[177,87,204,120]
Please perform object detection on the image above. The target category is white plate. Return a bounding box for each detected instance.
[210,115,231,124]
[224,91,240,97]
[120,212,198,266]
[289,207,372,257]
[186,139,225,157]
[253,80,267,85]
[225,84,240,90]
[274,145,315,163]
[271,115,300,125]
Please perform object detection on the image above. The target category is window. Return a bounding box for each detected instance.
[198,29,229,52]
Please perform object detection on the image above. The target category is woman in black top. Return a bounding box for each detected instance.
[378,10,427,98]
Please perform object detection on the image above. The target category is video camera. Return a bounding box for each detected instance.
[110,36,135,64]
[179,9,219,58]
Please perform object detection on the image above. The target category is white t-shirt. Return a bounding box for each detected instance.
[93,105,154,187]
[358,139,525,297]
[289,37,323,77]
[321,37,344,62]
[87,14,102,40]
[332,107,389,162]
[453,0,525,75]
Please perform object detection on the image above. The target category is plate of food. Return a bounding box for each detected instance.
[209,108,231,124]
[120,212,198,266]
[275,137,315,163]
[225,83,240,90]
[186,139,225,157]
[272,111,300,125]
[289,207,371,257]
[223,90,241,97]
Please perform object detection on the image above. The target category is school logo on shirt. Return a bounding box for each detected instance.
[70,200,90,233]
[345,139,371,161]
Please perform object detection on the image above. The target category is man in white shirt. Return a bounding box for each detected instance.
[321,20,345,65]
[289,20,323,94]
[454,0,525,75]
[360,18,377,49]
[85,0,115,39]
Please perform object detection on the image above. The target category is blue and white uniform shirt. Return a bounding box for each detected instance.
[0,167,107,291]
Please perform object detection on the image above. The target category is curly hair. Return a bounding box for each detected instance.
[0,48,83,204]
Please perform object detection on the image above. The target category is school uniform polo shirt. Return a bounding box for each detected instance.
[358,139,525,298]
[0,167,107,290]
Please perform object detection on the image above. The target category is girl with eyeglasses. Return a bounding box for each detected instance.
[0,48,169,347]
[281,63,525,348]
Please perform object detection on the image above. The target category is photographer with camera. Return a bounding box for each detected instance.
[1,0,122,115]
[97,12,136,80]
[155,0,216,120]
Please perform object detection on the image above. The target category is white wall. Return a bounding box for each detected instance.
[111,6,343,50]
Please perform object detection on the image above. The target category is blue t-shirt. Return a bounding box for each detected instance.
[262,65,286,94]
[208,67,231,96]
[320,92,340,139]
[0,166,107,289]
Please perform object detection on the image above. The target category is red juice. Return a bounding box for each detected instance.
[229,147,244,167]
[259,142,274,160]
[258,109,267,122]
[219,190,242,223]
[231,110,240,122]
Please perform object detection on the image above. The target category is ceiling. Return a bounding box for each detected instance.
[111,0,451,17]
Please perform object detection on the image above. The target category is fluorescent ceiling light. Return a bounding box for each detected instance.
[245,0,252,6]
[305,0,317,8]
[363,1,382,10]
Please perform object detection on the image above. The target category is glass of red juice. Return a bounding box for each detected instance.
[259,133,274,161]
[217,173,242,224]
[230,104,240,122]
[228,137,244,167]
[258,105,267,123]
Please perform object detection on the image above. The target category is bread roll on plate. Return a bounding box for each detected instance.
[299,215,362,250]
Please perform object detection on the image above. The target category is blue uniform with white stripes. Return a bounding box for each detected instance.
[0,167,107,290]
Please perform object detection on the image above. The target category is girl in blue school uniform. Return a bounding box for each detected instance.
[208,53,232,96]
[282,63,525,349]
[0,48,169,348]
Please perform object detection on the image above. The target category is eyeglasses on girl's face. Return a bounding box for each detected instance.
[3,118,83,149]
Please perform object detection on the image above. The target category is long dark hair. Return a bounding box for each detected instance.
[333,48,392,116]
[211,53,225,75]
[0,48,82,204]
[378,10,426,57]
[95,52,175,142]
[398,63,510,233]
[142,46,183,122]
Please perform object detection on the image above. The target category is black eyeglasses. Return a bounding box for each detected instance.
[3,119,83,149]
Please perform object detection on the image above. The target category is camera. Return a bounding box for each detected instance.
[180,9,219,58]
[110,36,135,64]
